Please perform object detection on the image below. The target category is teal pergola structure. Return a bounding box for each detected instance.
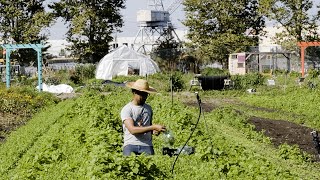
[1,44,44,91]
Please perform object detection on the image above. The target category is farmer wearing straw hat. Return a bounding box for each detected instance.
[121,79,166,156]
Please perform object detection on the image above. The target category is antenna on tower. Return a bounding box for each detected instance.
[148,0,164,11]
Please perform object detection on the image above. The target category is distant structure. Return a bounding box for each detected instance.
[228,51,297,75]
[133,0,183,54]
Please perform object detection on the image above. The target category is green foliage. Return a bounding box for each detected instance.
[70,64,96,85]
[13,76,38,87]
[308,69,320,79]
[288,71,300,78]
[259,0,318,51]
[113,72,191,93]
[49,0,125,63]
[201,67,228,76]
[4,73,320,179]
[278,144,312,163]
[231,73,265,89]
[147,73,170,91]
[0,91,167,179]
[169,72,185,92]
[42,64,96,87]
[43,69,71,85]
[76,81,126,94]
[0,86,60,140]
[0,86,60,116]
[239,87,320,128]
[0,0,54,65]
[1,87,320,179]
[273,69,287,75]
[112,75,145,84]
[183,0,264,66]
[151,41,182,71]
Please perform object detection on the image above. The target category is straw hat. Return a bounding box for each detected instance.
[126,79,157,94]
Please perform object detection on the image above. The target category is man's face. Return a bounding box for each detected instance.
[134,90,149,105]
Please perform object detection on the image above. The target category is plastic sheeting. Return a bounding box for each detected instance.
[95,45,160,80]
[37,83,74,93]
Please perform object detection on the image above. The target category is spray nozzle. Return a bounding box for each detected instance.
[195,92,201,103]
[163,129,175,146]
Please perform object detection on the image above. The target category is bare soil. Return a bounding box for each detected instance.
[184,98,320,161]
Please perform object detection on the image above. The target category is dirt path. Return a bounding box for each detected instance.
[248,117,317,158]
[184,98,320,161]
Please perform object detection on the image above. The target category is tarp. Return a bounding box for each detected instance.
[37,83,74,93]
[95,45,160,80]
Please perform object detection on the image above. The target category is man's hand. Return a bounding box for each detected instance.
[153,130,160,136]
[152,124,166,133]
[124,118,166,135]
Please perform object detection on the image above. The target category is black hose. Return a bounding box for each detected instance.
[171,92,202,174]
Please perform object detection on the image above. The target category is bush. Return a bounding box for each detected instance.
[289,71,300,78]
[168,72,185,92]
[0,87,60,116]
[201,67,228,76]
[70,64,96,85]
[308,69,320,79]
[43,69,70,85]
[113,75,145,83]
[274,69,289,75]
[231,73,265,89]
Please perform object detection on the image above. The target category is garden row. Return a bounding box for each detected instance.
[1,84,320,179]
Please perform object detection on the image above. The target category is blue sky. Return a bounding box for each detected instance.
[47,0,186,40]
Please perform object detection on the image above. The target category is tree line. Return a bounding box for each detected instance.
[0,0,319,67]
[184,0,320,67]
[0,0,124,65]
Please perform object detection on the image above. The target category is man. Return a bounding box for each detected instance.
[121,79,166,156]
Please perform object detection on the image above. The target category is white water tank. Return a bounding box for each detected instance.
[137,10,170,23]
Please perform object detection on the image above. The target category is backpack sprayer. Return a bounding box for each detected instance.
[161,92,202,174]
[311,130,320,159]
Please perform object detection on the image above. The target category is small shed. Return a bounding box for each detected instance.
[228,53,246,75]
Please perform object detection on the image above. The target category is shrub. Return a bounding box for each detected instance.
[168,71,185,92]
[70,64,96,85]
[308,69,320,79]
[201,67,228,76]
[289,71,300,78]
[0,87,60,116]
[231,73,265,89]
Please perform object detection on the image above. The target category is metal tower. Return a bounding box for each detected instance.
[133,0,183,54]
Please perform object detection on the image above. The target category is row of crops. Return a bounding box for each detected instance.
[0,85,60,139]
[1,82,320,179]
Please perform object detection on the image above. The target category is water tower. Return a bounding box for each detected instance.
[133,0,182,54]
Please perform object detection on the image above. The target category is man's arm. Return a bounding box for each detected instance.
[123,118,165,135]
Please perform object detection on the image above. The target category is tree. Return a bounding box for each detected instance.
[183,0,265,67]
[0,0,54,65]
[151,27,183,71]
[260,0,320,68]
[260,0,318,50]
[49,0,125,63]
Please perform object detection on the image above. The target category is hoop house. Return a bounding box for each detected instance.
[95,45,160,80]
